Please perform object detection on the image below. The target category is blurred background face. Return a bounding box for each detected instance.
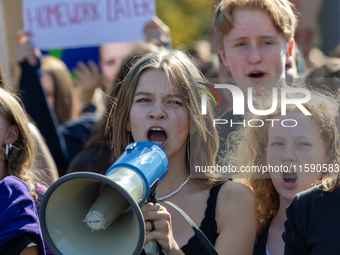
[266,112,326,202]
[100,42,137,83]
[41,72,55,110]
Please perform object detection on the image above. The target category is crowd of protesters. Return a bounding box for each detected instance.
[1,0,340,254]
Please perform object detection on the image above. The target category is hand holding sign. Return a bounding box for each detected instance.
[144,16,171,47]
[15,31,41,66]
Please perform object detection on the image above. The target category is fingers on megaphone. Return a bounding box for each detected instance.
[141,202,163,212]
[145,229,173,255]
[142,207,172,240]
[141,204,169,226]
[142,204,177,254]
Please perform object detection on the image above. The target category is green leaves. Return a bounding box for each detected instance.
[157,0,214,48]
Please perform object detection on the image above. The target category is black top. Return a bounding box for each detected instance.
[283,184,340,255]
[0,233,39,255]
[140,184,222,255]
[181,184,222,255]
[253,219,272,255]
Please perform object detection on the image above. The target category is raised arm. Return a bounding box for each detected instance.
[15,33,70,174]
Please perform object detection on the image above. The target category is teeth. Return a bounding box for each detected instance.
[152,141,164,145]
[150,127,164,131]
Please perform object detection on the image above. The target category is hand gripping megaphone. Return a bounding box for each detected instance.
[39,142,168,255]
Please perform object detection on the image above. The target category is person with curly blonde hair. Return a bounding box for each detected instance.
[282,89,340,254]
[226,88,339,255]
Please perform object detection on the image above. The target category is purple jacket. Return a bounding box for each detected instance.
[0,176,45,255]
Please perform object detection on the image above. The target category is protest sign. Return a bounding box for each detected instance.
[22,0,155,50]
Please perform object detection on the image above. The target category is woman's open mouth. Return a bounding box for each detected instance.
[147,127,168,146]
[248,71,266,79]
[281,171,298,188]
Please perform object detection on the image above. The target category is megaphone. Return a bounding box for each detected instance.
[39,142,168,255]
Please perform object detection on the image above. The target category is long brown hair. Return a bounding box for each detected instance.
[0,88,37,199]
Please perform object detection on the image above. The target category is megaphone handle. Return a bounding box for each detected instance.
[160,200,219,255]
[147,179,159,203]
[144,233,166,255]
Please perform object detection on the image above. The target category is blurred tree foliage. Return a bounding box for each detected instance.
[156,0,215,49]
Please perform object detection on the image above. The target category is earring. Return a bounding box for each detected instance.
[5,143,12,159]
[128,132,133,145]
